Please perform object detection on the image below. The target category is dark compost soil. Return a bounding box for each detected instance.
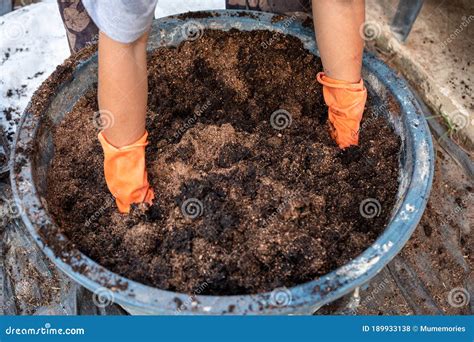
[46,29,400,295]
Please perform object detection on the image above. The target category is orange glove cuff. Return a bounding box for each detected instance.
[317,72,367,148]
[98,131,155,213]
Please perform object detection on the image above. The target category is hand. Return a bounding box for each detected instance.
[98,130,154,213]
[317,72,367,148]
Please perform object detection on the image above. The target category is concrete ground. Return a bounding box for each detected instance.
[365,0,474,151]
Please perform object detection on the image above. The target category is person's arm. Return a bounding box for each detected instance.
[97,31,154,213]
[312,0,367,148]
[312,0,365,83]
[73,0,158,213]
[98,31,148,147]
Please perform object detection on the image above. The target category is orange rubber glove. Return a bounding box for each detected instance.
[98,130,154,213]
[317,72,367,148]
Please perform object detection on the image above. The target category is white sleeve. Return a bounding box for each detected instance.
[82,0,158,43]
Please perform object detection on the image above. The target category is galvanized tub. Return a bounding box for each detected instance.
[10,10,434,315]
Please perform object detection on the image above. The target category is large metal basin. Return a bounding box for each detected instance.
[10,10,434,315]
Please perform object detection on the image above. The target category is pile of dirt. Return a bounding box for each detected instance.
[46,29,400,295]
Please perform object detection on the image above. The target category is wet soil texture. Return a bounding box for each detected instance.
[46,29,400,295]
